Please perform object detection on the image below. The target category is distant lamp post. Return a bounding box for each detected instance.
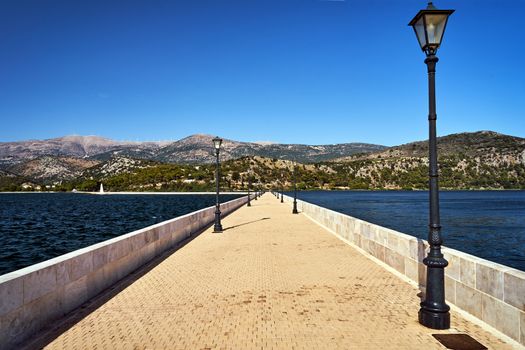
[212,136,223,233]
[247,170,252,207]
[292,161,298,214]
[247,173,252,207]
[409,2,454,330]
[280,173,284,203]
[254,174,258,201]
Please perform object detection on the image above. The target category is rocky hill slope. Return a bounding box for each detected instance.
[0,135,167,167]
[82,157,158,179]
[0,134,386,166]
[154,134,385,163]
[8,156,99,182]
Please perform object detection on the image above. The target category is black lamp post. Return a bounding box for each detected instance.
[280,173,284,203]
[409,2,454,330]
[292,161,298,214]
[247,170,252,207]
[212,136,223,233]
[254,174,258,200]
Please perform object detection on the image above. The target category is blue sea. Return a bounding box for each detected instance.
[290,190,525,272]
[0,193,242,275]
[1,191,524,275]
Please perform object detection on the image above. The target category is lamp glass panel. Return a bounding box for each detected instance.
[213,138,222,149]
[425,14,448,45]
[414,16,427,49]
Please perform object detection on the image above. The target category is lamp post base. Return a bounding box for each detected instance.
[419,261,450,329]
[418,308,450,330]
[213,211,222,233]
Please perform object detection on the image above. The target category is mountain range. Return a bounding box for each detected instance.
[0,131,524,190]
[0,134,385,167]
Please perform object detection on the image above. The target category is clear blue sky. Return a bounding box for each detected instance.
[0,0,523,146]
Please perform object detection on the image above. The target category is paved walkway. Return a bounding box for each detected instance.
[28,194,514,349]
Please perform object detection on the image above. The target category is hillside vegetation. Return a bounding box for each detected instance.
[331,131,525,189]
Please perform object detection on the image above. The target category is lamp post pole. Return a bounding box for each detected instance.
[247,172,251,207]
[212,137,223,233]
[409,2,454,330]
[292,162,298,214]
[280,174,284,203]
[420,50,450,329]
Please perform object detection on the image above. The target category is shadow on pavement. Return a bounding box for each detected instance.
[222,217,271,231]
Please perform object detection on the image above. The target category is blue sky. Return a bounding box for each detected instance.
[0,0,523,146]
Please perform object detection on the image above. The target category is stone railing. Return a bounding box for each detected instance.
[283,194,525,346]
[0,195,252,349]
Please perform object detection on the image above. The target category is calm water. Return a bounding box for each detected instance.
[0,193,242,275]
[291,191,525,272]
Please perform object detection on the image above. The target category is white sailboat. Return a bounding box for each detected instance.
[99,183,104,194]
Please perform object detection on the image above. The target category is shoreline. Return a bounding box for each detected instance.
[82,191,249,195]
[1,189,523,194]
[0,191,249,195]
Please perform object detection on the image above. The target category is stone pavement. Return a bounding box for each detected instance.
[26,194,516,349]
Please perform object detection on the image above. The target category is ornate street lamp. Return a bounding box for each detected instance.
[292,161,298,214]
[212,136,223,233]
[409,2,454,330]
[280,173,284,203]
[254,172,258,201]
[247,169,252,207]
